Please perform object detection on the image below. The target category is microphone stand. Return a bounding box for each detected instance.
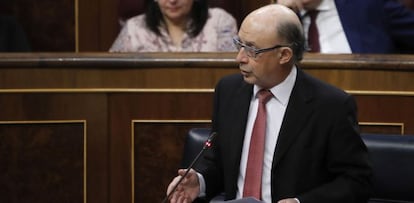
[161,132,217,203]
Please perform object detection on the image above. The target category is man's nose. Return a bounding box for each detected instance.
[236,48,249,63]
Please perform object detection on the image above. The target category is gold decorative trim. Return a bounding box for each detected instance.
[347,90,414,96]
[359,122,404,134]
[132,119,211,123]
[0,88,214,93]
[75,0,79,52]
[1,88,414,96]
[130,119,211,203]
[0,120,87,203]
[0,120,85,124]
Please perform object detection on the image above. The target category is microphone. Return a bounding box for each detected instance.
[162,131,217,203]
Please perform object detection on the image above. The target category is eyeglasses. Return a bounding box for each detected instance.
[233,37,290,58]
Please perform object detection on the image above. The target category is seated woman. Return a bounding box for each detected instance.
[110,0,238,52]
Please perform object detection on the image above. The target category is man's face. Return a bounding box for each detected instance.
[235,18,286,89]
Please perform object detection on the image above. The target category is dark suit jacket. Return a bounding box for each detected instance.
[199,68,372,203]
[335,0,414,53]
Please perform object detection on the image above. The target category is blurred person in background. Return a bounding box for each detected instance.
[110,0,238,52]
[274,0,414,54]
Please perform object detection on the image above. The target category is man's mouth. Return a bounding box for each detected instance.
[240,69,251,75]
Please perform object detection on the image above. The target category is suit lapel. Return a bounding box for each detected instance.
[334,0,361,52]
[233,82,253,134]
[230,82,252,154]
[273,69,314,165]
[227,81,253,197]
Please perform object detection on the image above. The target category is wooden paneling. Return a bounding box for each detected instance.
[132,121,211,203]
[1,53,414,90]
[0,93,109,203]
[78,0,119,51]
[1,0,76,52]
[0,121,85,203]
[355,94,414,134]
[1,53,414,203]
[108,92,213,203]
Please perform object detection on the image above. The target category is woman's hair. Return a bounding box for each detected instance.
[144,0,209,38]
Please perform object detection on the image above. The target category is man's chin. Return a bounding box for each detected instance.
[242,75,255,84]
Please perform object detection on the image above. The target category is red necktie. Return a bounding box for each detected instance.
[308,10,320,52]
[243,89,273,200]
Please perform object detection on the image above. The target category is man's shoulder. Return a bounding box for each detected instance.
[298,69,350,99]
[215,74,248,92]
[218,73,244,85]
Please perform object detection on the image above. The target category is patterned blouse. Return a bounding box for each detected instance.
[109,8,238,52]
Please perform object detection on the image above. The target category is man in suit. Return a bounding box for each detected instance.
[276,0,414,53]
[167,4,372,203]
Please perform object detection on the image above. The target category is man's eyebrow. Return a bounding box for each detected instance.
[241,39,258,47]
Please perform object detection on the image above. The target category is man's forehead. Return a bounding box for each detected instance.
[239,17,277,41]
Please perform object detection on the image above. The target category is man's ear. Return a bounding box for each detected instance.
[279,47,293,64]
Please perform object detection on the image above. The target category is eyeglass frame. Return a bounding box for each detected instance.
[232,37,291,58]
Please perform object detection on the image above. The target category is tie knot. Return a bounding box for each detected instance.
[257,89,273,104]
[307,10,319,19]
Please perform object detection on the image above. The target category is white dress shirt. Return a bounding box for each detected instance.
[198,67,297,202]
[301,0,352,53]
[235,67,297,202]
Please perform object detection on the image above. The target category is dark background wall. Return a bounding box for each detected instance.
[0,0,75,51]
[1,0,413,52]
[0,0,271,52]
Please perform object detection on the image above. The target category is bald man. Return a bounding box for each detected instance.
[166,4,372,203]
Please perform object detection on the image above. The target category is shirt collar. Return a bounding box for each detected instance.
[300,0,334,17]
[253,66,297,106]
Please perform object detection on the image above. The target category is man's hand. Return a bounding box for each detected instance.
[278,198,300,203]
[166,168,200,203]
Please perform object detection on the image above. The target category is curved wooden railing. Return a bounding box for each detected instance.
[1,52,414,90]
